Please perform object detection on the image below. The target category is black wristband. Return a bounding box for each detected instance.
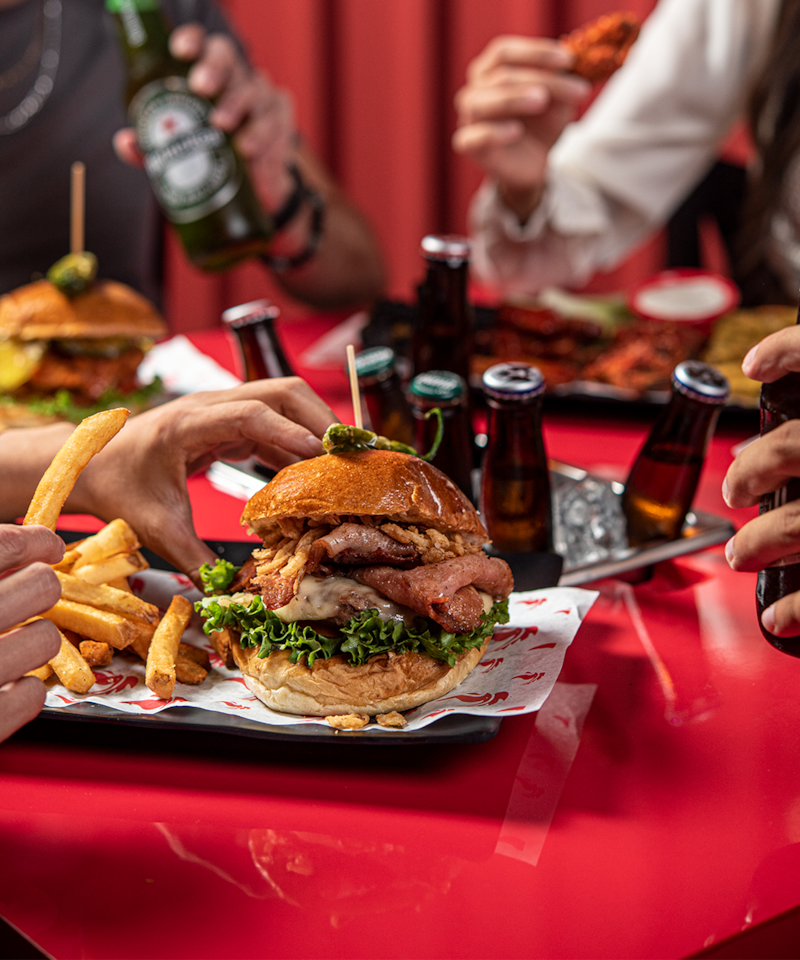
[271,164,305,232]
[262,175,326,273]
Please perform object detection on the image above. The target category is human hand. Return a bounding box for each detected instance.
[70,378,337,586]
[453,36,590,223]
[0,524,63,744]
[724,322,800,635]
[113,23,297,213]
[741,322,800,384]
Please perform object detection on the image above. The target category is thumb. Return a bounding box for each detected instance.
[138,514,217,589]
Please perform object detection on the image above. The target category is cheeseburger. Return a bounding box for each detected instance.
[0,272,166,427]
[199,450,514,718]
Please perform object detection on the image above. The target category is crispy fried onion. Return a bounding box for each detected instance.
[252,518,483,598]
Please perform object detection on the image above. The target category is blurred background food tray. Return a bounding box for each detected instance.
[361,296,794,421]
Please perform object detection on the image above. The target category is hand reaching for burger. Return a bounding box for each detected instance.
[452,36,591,224]
[0,525,63,744]
[0,378,337,589]
[723,325,800,636]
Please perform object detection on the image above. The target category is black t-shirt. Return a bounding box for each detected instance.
[0,0,239,305]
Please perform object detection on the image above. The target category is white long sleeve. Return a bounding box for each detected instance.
[469,0,780,296]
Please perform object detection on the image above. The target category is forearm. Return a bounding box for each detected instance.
[0,423,74,521]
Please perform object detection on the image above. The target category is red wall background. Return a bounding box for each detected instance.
[165,0,661,333]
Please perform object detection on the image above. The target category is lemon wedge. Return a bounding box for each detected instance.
[0,339,45,391]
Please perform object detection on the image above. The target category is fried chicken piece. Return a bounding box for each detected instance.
[562,11,640,83]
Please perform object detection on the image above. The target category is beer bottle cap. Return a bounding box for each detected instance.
[419,235,470,264]
[354,346,396,382]
[482,362,545,400]
[672,360,730,404]
[221,299,280,328]
[409,370,466,402]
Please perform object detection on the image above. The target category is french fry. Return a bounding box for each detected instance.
[52,548,81,572]
[70,518,139,572]
[146,595,193,700]
[108,577,133,593]
[178,642,210,671]
[209,627,236,669]
[50,629,95,693]
[23,409,129,529]
[55,572,160,624]
[79,640,113,668]
[69,550,148,585]
[175,650,208,685]
[41,599,139,649]
[25,663,54,682]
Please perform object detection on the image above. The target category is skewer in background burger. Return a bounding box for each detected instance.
[0,252,166,428]
[198,445,514,723]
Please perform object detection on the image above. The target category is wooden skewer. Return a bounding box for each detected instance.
[346,344,363,430]
[70,161,85,255]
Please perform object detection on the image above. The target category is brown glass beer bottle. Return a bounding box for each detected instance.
[756,354,800,655]
[480,362,552,553]
[354,347,415,447]
[622,360,729,547]
[107,0,274,271]
[412,235,474,383]
[409,370,475,502]
[222,300,294,381]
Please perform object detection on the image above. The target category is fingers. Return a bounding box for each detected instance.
[176,396,332,475]
[455,70,589,126]
[761,591,800,638]
[467,36,573,81]
[723,422,800,509]
[0,524,63,575]
[0,561,62,634]
[0,619,61,686]
[0,676,47,745]
[742,324,800,383]
[183,378,338,445]
[112,128,143,168]
[725,501,800,573]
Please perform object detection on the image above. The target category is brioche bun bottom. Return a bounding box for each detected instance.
[232,638,491,717]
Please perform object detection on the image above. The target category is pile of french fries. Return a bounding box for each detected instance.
[19,409,210,701]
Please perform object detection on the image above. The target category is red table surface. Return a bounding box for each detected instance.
[7,322,800,960]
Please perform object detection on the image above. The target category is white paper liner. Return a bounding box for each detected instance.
[43,570,597,733]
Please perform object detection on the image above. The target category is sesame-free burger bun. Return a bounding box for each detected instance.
[232,638,490,717]
[241,449,487,540]
[0,278,167,340]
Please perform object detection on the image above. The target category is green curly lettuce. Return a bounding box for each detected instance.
[1,377,164,424]
[197,594,509,668]
[199,558,240,594]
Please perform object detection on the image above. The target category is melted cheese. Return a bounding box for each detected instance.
[273,576,417,624]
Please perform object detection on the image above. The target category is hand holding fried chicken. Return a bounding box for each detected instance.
[453,12,639,224]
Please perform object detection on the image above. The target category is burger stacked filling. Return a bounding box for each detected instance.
[199,514,512,668]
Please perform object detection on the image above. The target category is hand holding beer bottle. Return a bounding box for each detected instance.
[108,0,278,270]
[724,318,800,651]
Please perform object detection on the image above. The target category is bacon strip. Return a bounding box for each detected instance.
[346,554,513,632]
[307,522,419,570]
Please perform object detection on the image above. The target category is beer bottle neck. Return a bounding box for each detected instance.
[644,390,721,459]
[110,3,185,97]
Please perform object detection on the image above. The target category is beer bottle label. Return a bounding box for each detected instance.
[131,78,241,224]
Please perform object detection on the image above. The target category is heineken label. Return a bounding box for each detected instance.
[131,78,240,223]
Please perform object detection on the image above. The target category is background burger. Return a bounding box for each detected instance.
[0,258,167,428]
[199,449,514,720]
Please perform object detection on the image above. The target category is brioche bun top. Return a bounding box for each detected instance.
[242,449,487,540]
[0,279,167,341]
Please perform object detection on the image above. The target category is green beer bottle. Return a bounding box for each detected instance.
[106,0,274,270]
